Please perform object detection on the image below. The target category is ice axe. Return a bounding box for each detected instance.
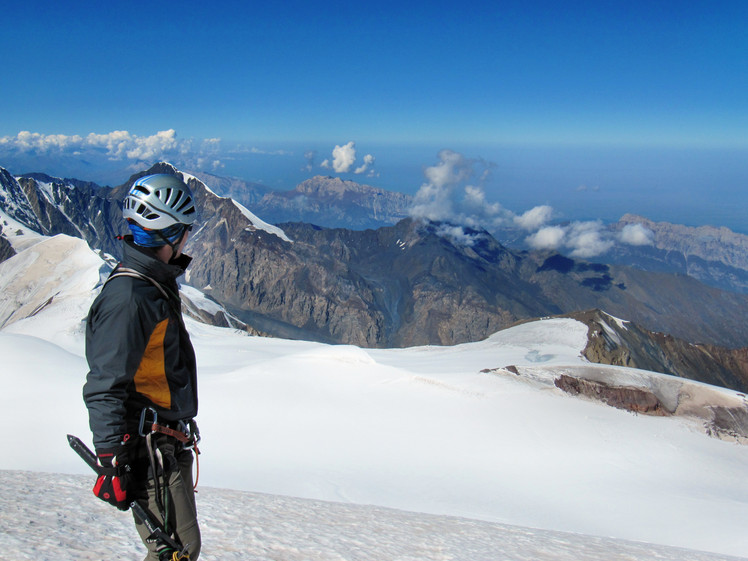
[67,434,190,561]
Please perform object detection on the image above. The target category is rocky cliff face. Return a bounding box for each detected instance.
[605,214,748,293]
[6,162,748,357]
[0,170,123,261]
[570,309,748,393]
[183,194,748,349]
[0,225,14,262]
[618,214,748,270]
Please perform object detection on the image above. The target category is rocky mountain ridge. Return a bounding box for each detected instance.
[604,214,748,293]
[192,171,748,295]
[208,174,413,230]
[566,309,748,393]
[4,164,748,392]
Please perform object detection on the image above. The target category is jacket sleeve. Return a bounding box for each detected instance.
[82,280,164,449]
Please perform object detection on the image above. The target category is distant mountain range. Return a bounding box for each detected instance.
[194,172,748,295]
[602,214,748,294]
[191,172,412,230]
[4,162,748,393]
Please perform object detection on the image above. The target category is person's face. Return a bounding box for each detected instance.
[155,225,191,263]
[175,226,190,258]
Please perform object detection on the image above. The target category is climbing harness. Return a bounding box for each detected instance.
[139,407,201,492]
[138,408,201,561]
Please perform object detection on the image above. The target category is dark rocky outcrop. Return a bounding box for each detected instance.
[0,225,15,263]
[554,374,669,415]
[569,309,748,393]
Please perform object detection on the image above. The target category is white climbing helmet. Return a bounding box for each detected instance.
[123,174,197,230]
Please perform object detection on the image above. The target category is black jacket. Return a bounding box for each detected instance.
[83,238,198,449]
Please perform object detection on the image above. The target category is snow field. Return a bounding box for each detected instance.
[1,234,747,559]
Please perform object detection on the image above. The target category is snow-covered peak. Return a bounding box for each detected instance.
[0,167,43,235]
[174,166,291,242]
[0,234,104,351]
[232,199,291,242]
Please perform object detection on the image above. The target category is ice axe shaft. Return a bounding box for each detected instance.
[66,434,187,559]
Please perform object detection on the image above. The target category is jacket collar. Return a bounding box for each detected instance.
[121,237,192,284]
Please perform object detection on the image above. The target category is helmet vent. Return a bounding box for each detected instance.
[176,196,193,212]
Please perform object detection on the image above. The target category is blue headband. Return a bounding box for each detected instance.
[128,222,187,248]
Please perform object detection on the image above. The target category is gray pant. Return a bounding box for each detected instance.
[132,441,201,560]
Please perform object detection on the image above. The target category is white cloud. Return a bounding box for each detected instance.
[423,150,472,189]
[332,141,357,173]
[566,221,614,258]
[317,141,377,177]
[0,129,224,173]
[4,131,84,152]
[462,185,504,218]
[514,205,553,231]
[526,226,566,250]
[435,224,480,247]
[128,129,179,160]
[354,153,375,175]
[526,221,616,258]
[411,150,518,232]
[618,223,654,246]
[410,150,477,222]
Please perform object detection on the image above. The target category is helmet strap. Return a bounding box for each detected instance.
[155,229,181,260]
[158,224,192,262]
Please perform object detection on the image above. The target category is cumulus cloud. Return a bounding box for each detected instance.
[331,141,356,173]
[526,226,566,250]
[618,223,654,246]
[514,205,553,231]
[410,150,484,223]
[566,221,615,258]
[526,220,635,258]
[410,149,536,234]
[318,141,377,177]
[435,224,483,247]
[406,149,660,257]
[423,150,473,189]
[0,129,224,172]
[355,153,375,175]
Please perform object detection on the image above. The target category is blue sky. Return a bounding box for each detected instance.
[1,1,746,233]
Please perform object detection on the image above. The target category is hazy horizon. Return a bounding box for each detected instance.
[1,141,745,235]
[1,1,745,233]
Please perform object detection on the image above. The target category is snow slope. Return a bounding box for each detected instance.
[1,470,743,561]
[1,234,747,560]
